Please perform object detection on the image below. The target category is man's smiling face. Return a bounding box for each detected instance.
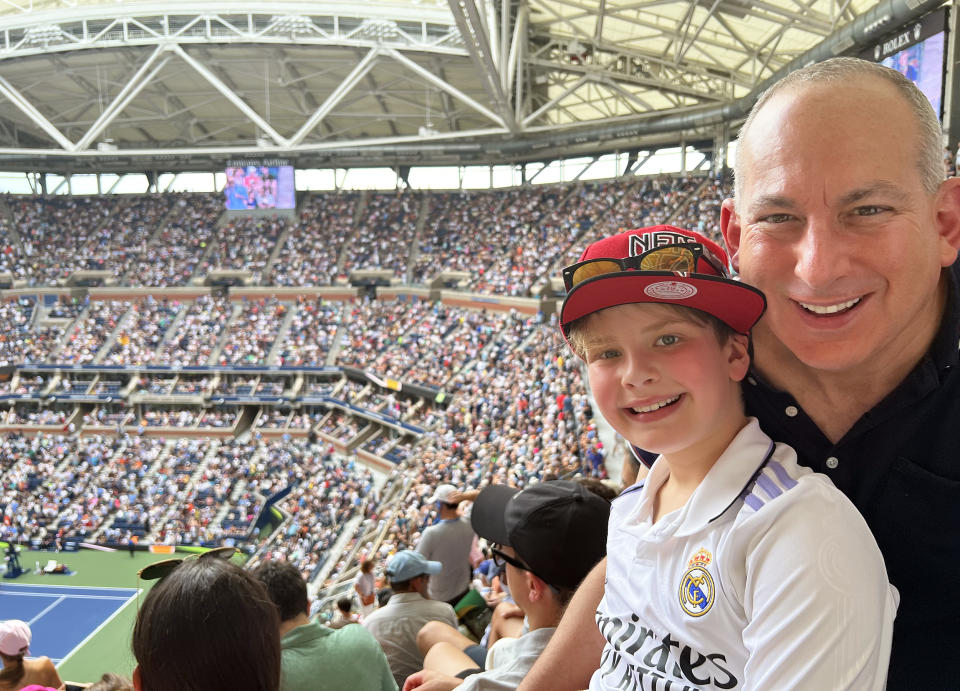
[723,77,958,375]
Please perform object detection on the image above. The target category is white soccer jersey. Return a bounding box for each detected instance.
[590,418,898,691]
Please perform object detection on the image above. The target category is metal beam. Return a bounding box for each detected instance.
[676,0,724,65]
[511,3,527,123]
[384,47,504,127]
[169,42,288,146]
[75,45,170,151]
[447,0,517,132]
[0,75,74,150]
[288,46,379,146]
[523,75,588,127]
[570,154,598,181]
[526,56,729,101]
[626,151,654,176]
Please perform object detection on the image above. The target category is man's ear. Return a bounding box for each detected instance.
[934,177,960,266]
[726,332,751,383]
[133,665,143,691]
[720,198,742,272]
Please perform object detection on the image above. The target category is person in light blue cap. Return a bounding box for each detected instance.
[384,550,443,582]
[364,551,458,689]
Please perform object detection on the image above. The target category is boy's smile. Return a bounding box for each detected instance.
[628,394,681,414]
[584,303,750,468]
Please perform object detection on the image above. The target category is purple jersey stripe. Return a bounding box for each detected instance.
[768,459,799,490]
[755,473,782,499]
[743,492,765,511]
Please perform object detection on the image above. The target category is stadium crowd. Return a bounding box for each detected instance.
[0,174,706,294]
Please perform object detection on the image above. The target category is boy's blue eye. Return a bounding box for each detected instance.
[656,334,680,346]
[586,348,618,362]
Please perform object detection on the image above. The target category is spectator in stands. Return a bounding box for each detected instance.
[415,484,475,607]
[354,558,378,617]
[403,480,609,691]
[329,597,360,629]
[520,57,960,691]
[0,620,63,691]
[131,557,281,691]
[363,550,458,689]
[252,560,396,691]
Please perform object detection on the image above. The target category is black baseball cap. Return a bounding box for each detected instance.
[470,480,609,591]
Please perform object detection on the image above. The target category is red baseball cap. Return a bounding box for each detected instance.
[559,225,766,336]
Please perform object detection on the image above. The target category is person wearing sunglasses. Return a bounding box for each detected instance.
[402,480,609,691]
[252,560,396,691]
[526,224,896,691]
[131,555,281,691]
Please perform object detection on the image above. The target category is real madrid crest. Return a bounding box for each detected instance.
[678,547,715,617]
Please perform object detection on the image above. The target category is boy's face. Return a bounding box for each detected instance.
[582,303,750,465]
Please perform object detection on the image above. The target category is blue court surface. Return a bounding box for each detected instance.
[0,583,138,665]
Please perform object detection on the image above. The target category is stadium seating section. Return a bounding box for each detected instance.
[0,173,728,583]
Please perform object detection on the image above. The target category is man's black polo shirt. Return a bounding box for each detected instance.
[743,261,960,689]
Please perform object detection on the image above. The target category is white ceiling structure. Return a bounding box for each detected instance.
[0,0,933,172]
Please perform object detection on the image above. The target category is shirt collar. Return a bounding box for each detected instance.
[282,619,330,646]
[640,418,775,537]
[388,591,427,604]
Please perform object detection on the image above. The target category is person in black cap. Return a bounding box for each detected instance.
[402,480,609,691]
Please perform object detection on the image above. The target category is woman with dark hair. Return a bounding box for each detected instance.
[0,619,63,691]
[131,557,281,691]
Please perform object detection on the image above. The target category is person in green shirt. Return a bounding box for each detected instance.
[254,560,397,691]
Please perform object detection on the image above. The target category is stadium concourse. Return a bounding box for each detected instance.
[0,173,723,681]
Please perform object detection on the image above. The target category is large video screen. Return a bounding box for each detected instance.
[224,163,296,210]
[882,31,945,117]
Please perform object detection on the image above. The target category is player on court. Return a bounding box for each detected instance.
[560,225,897,690]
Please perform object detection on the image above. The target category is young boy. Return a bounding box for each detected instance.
[559,225,898,690]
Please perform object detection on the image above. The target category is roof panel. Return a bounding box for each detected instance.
[0,0,890,170]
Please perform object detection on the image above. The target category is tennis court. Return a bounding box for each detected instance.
[0,548,246,683]
[0,583,138,665]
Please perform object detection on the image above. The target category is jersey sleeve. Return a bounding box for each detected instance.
[731,478,897,690]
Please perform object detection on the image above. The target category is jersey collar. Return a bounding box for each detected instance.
[638,418,777,538]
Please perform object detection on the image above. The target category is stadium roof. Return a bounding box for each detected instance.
[0,0,906,173]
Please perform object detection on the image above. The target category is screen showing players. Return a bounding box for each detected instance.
[882,31,945,117]
[224,164,296,210]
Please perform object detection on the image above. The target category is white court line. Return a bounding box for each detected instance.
[29,596,66,625]
[56,588,141,670]
[0,592,130,600]
[0,583,138,593]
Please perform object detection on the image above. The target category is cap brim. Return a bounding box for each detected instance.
[422,559,443,575]
[470,485,520,546]
[561,271,766,335]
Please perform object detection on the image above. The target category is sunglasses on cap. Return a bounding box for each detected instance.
[137,546,238,582]
[562,242,728,293]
